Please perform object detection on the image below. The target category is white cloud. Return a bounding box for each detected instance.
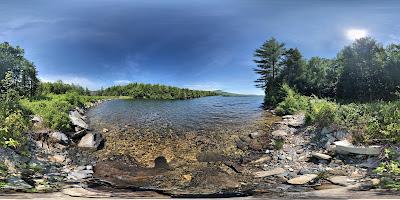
[183,82,222,91]
[39,74,102,90]
[113,80,131,85]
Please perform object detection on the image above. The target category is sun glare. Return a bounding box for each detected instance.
[346,29,368,40]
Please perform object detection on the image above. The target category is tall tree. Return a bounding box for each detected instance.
[253,38,285,105]
[280,48,304,87]
[337,37,386,101]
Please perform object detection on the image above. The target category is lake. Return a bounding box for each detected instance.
[87,96,266,135]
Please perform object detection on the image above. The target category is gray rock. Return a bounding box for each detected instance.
[328,176,355,186]
[252,156,272,164]
[334,131,349,140]
[62,186,112,197]
[67,169,94,180]
[311,152,332,160]
[78,132,103,150]
[4,177,32,190]
[31,115,43,123]
[69,110,89,129]
[282,114,305,127]
[271,130,288,138]
[287,174,318,185]
[253,167,285,178]
[49,132,69,145]
[334,140,381,155]
[70,129,87,139]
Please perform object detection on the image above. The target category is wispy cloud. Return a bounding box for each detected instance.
[113,80,131,85]
[39,74,102,90]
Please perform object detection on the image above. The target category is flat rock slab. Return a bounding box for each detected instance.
[252,156,272,164]
[334,140,380,155]
[328,176,355,186]
[311,152,332,160]
[62,187,111,198]
[253,167,285,178]
[287,174,318,185]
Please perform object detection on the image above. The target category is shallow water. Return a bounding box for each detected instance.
[87,96,266,134]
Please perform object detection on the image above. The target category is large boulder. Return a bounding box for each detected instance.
[78,132,103,150]
[69,111,89,129]
[49,132,69,145]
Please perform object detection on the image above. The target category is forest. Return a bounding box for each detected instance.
[98,83,217,100]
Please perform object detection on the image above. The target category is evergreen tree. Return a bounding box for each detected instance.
[253,38,285,105]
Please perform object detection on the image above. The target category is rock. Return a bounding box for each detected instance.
[68,169,94,180]
[102,128,109,133]
[253,167,285,178]
[4,176,32,190]
[69,110,89,129]
[75,107,85,114]
[287,174,318,185]
[370,178,380,186]
[49,154,66,163]
[70,129,87,139]
[31,115,43,123]
[282,114,305,127]
[252,156,272,164]
[183,174,192,181]
[328,176,355,186]
[321,127,334,135]
[334,140,381,155]
[49,132,69,145]
[78,132,103,150]
[62,186,111,197]
[314,184,343,190]
[333,130,349,140]
[312,152,332,160]
[271,130,288,138]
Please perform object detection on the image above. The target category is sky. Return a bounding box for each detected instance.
[1,0,400,94]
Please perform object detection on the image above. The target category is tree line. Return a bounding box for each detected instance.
[98,83,217,99]
[254,37,400,105]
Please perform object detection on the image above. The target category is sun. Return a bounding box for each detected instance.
[346,29,368,40]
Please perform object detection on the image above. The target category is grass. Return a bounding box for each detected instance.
[20,92,120,131]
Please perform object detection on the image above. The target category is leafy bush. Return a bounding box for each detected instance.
[275,84,399,144]
[275,84,308,115]
[21,93,110,131]
[305,98,337,127]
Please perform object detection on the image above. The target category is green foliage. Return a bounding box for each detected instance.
[275,84,308,115]
[100,83,216,100]
[38,80,90,96]
[0,42,39,97]
[273,138,284,150]
[374,148,400,190]
[0,72,30,148]
[254,37,400,105]
[276,85,399,144]
[21,93,110,131]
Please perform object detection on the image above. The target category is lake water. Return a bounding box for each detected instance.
[87,96,266,134]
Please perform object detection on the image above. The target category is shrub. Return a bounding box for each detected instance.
[275,84,308,115]
[305,98,337,127]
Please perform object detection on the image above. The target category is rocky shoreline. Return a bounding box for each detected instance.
[0,99,397,198]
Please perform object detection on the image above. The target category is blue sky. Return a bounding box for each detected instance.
[1,0,400,94]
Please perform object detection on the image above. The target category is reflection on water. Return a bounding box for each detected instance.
[87,96,265,134]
